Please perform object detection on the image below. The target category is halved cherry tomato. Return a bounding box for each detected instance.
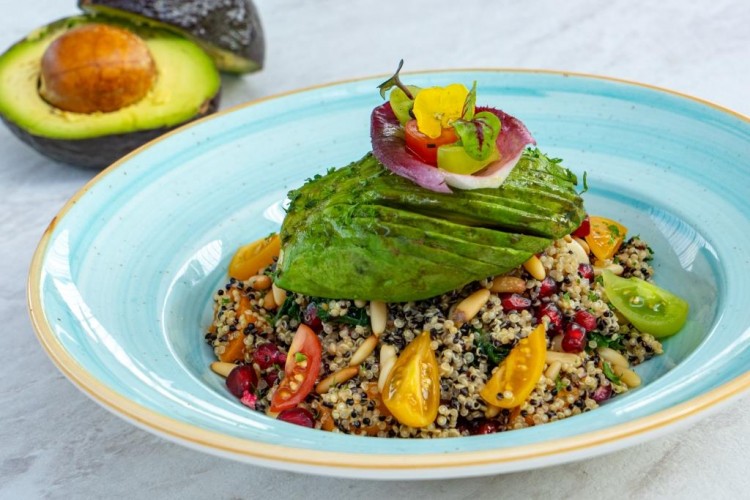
[270,324,322,412]
[382,331,440,428]
[229,233,280,281]
[480,324,546,409]
[404,119,457,166]
[602,270,689,338]
[585,216,628,262]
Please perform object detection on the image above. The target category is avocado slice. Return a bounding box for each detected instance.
[275,151,586,302]
[0,16,221,168]
[79,0,265,74]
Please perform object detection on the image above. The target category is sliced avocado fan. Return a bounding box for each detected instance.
[275,150,586,302]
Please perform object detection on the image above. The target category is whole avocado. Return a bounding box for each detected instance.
[0,16,222,168]
[79,0,265,74]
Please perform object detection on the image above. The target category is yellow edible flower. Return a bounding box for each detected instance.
[413,84,470,138]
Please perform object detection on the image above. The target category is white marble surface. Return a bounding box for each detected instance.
[1,0,749,497]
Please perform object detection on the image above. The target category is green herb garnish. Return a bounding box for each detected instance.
[377,59,413,99]
[555,376,566,392]
[589,332,625,351]
[295,352,307,363]
[475,328,512,366]
[602,361,621,385]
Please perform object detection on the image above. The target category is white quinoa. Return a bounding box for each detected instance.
[205,236,662,437]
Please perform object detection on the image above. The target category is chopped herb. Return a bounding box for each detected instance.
[562,292,571,301]
[221,297,230,305]
[275,295,301,323]
[602,361,621,385]
[608,224,621,237]
[589,332,625,351]
[295,352,307,363]
[309,299,369,327]
[595,275,605,285]
[588,291,599,302]
[555,376,566,392]
[475,328,512,367]
[579,171,589,194]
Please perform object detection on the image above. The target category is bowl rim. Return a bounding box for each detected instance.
[27,68,750,472]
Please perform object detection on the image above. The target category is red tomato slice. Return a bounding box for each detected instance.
[404,119,457,166]
[270,324,322,412]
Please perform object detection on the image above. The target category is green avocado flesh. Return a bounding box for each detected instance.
[0,16,221,140]
[275,150,586,302]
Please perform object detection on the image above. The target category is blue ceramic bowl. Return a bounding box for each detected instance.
[29,70,750,478]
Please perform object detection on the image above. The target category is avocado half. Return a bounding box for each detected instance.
[79,0,265,74]
[0,16,221,168]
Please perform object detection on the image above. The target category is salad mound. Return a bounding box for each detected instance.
[203,64,690,436]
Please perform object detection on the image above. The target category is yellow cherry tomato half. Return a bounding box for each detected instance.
[480,324,547,409]
[382,331,440,428]
[585,216,628,262]
[228,233,281,281]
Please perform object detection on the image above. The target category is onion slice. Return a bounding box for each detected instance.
[370,103,535,193]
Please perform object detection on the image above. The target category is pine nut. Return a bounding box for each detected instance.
[613,365,641,387]
[563,234,573,243]
[451,289,490,325]
[491,276,526,294]
[606,263,625,276]
[263,290,277,310]
[370,300,387,336]
[378,345,397,392]
[316,366,359,394]
[523,255,546,280]
[545,360,562,380]
[354,299,366,308]
[272,283,287,306]
[573,237,590,255]
[568,239,590,265]
[597,347,629,369]
[350,335,378,366]
[210,361,236,378]
[546,351,579,365]
[249,274,271,290]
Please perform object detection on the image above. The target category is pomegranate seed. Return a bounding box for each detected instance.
[574,310,597,331]
[572,216,591,238]
[225,365,258,398]
[253,343,281,370]
[471,419,501,435]
[537,303,563,333]
[240,390,258,409]
[591,383,612,403]
[274,351,287,366]
[303,303,323,332]
[277,407,315,428]
[263,369,279,387]
[501,293,531,311]
[562,322,587,353]
[538,277,558,299]
[578,263,594,281]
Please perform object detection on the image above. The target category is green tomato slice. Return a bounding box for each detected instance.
[601,270,689,338]
[389,85,421,125]
[436,144,499,175]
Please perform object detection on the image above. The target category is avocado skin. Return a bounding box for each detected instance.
[276,151,586,302]
[2,95,219,169]
[79,0,265,73]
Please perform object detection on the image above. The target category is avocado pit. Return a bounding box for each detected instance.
[39,23,156,114]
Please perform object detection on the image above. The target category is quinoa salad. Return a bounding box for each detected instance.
[202,67,688,436]
[204,234,670,437]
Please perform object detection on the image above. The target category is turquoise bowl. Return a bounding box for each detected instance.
[29,70,750,479]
